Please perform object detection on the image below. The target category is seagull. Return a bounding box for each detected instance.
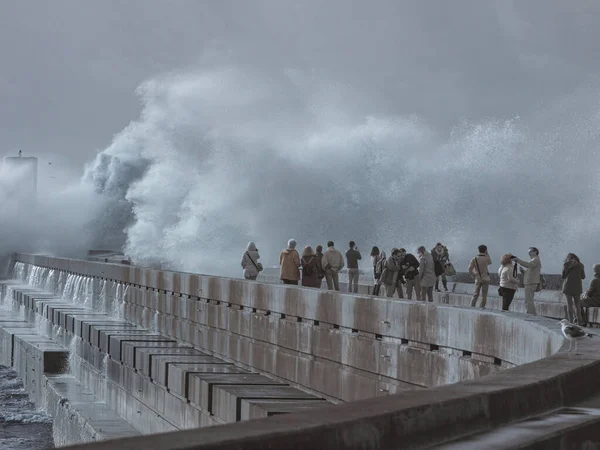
[559,319,595,353]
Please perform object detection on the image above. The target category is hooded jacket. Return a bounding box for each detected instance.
[280,246,301,281]
[241,242,261,278]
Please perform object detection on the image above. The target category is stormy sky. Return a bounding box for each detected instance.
[1,1,599,275]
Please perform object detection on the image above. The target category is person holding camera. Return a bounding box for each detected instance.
[514,247,542,315]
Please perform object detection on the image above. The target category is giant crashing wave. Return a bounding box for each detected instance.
[81,66,600,277]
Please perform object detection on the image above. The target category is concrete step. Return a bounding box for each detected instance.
[432,395,600,450]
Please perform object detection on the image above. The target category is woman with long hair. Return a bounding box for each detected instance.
[562,253,585,324]
[498,253,519,311]
[301,246,320,288]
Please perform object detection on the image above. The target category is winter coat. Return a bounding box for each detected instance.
[382,256,401,286]
[315,252,325,279]
[322,247,345,273]
[372,252,387,281]
[516,256,542,285]
[468,253,492,282]
[419,251,436,287]
[401,253,420,280]
[301,255,320,288]
[241,242,261,279]
[562,260,585,296]
[280,248,300,281]
[498,263,519,291]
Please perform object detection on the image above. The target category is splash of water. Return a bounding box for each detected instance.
[82,66,600,275]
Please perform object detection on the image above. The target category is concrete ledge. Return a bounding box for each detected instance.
[58,338,600,450]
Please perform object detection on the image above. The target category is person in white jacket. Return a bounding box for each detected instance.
[515,247,542,315]
[241,242,261,280]
[498,253,520,311]
[322,241,345,291]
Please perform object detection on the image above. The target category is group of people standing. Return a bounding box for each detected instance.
[468,246,600,325]
[241,240,600,326]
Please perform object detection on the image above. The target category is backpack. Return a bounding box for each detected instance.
[303,258,314,277]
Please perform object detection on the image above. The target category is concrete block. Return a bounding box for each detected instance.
[134,347,200,378]
[108,335,175,362]
[150,354,223,387]
[189,373,284,413]
[168,363,248,399]
[212,384,321,422]
[239,398,330,420]
[121,341,185,369]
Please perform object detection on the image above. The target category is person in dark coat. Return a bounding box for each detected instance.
[582,264,600,308]
[562,253,585,324]
[399,248,420,300]
[301,246,320,288]
[315,245,325,287]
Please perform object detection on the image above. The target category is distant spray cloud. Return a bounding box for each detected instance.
[82,65,600,276]
[0,159,104,275]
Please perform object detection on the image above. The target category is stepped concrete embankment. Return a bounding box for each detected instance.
[2,253,600,449]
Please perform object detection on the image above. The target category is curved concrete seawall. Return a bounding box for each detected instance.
[2,253,600,449]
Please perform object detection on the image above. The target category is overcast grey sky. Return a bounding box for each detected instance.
[2,0,599,170]
[2,1,600,273]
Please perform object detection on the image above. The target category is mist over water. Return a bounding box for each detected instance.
[0,162,104,275]
[83,66,600,276]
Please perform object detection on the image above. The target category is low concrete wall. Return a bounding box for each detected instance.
[7,253,600,449]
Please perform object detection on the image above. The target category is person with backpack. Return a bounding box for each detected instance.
[515,247,542,315]
[399,248,420,300]
[468,245,492,308]
[241,241,262,280]
[345,241,362,293]
[301,246,320,288]
[370,247,386,296]
[322,241,345,291]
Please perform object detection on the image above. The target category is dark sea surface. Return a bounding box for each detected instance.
[0,365,54,450]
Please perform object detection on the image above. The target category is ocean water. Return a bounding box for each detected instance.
[0,365,54,450]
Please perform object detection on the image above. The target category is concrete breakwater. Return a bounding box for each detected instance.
[1,253,599,449]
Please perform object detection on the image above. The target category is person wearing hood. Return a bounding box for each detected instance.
[370,246,386,296]
[301,246,320,288]
[515,247,542,315]
[399,248,420,300]
[418,246,436,302]
[322,241,345,291]
[582,264,600,308]
[562,253,585,324]
[280,239,301,285]
[241,241,262,280]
